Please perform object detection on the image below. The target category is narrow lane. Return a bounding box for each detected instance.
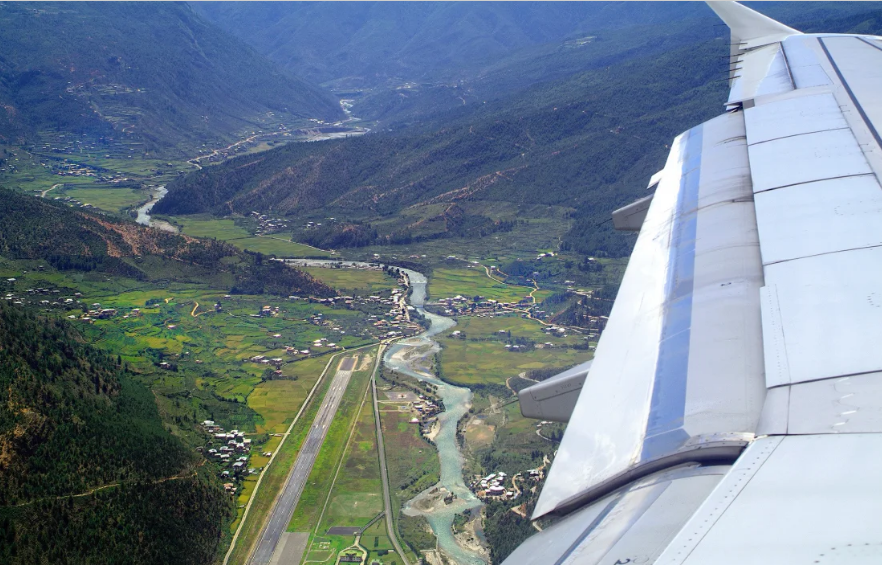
[370,345,411,565]
[250,356,358,565]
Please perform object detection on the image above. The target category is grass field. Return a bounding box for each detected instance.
[287,351,377,533]
[429,267,537,303]
[296,356,404,565]
[224,353,345,564]
[317,391,384,533]
[62,187,148,212]
[175,217,252,239]
[227,236,329,258]
[303,267,398,296]
[173,216,330,257]
[436,316,593,386]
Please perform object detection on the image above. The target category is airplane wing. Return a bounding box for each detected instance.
[504,2,882,563]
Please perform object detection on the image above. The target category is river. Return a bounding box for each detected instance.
[286,260,487,565]
[135,185,178,233]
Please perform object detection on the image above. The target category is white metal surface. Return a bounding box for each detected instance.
[501,466,729,565]
[519,360,592,423]
[781,35,832,89]
[744,92,846,145]
[787,372,882,434]
[757,373,882,436]
[657,435,882,565]
[707,2,800,50]
[753,175,882,265]
[517,5,882,562]
[821,36,882,145]
[612,194,654,231]
[755,385,789,435]
[727,43,793,105]
[533,111,764,519]
[764,245,882,385]
[747,128,872,193]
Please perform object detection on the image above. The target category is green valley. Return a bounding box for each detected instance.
[2,3,881,565]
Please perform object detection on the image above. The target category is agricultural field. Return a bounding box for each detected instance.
[175,216,252,239]
[0,254,418,560]
[435,315,593,387]
[303,267,399,296]
[247,355,331,434]
[174,216,331,257]
[428,267,542,303]
[61,186,149,212]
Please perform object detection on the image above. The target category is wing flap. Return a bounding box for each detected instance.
[533,110,765,519]
[656,435,882,565]
[502,465,730,565]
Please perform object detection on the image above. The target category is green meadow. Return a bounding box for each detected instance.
[174,216,331,257]
[61,187,149,212]
[303,267,399,296]
[287,350,378,533]
[429,267,541,303]
[436,315,593,386]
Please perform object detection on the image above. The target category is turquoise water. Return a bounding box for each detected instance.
[284,262,487,564]
[384,270,486,565]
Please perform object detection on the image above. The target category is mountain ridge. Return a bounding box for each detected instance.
[0,2,343,156]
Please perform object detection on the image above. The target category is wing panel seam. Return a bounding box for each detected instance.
[818,37,882,156]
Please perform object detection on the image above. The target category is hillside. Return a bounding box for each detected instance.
[0,2,342,156]
[193,2,876,128]
[0,302,231,564]
[159,4,882,260]
[190,2,695,87]
[0,187,334,296]
[155,36,730,258]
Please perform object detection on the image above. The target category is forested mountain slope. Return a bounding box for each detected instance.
[0,2,342,156]
[160,4,882,258]
[0,188,334,296]
[192,2,873,88]
[156,37,729,258]
[0,303,231,564]
[193,2,877,129]
[191,1,699,87]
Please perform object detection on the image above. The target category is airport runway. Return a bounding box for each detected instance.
[250,356,358,565]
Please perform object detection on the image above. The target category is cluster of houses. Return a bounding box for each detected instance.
[252,305,281,318]
[288,270,422,340]
[202,420,255,492]
[1,284,107,318]
[248,211,289,235]
[369,284,422,338]
[435,295,531,317]
[44,158,130,184]
[471,467,545,501]
[473,472,516,499]
[3,283,62,306]
[249,354,285,367]
[50,195,98,209]
[409,394,441,426]
[76,302,118,322]
[193,125,291,164]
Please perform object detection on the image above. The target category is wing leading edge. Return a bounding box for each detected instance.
[505,3,882,564]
